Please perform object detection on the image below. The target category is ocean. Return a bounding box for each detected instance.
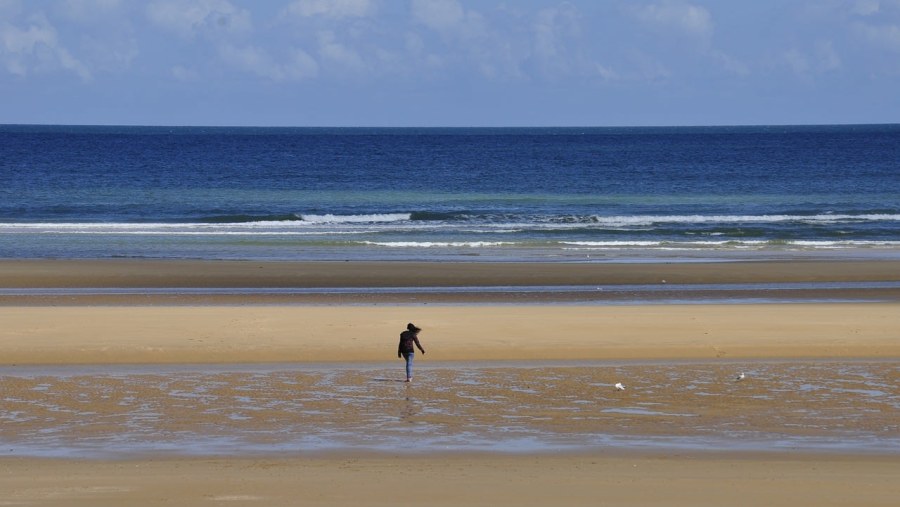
[2,124,898,262]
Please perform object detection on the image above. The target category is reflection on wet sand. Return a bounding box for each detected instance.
[1,361,897,458]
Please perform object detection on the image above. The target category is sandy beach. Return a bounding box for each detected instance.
[2,259,899,363]
[2,303,900,363]
[3,453,899,507]
[1,259,898,506]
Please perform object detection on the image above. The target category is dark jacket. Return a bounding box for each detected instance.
[398,330,425,357]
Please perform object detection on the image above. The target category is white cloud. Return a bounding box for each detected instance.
[410,0,520,80]
[56,44,91,79]
[53,0,139,73]
[217,43,318,81]
[779,41,841,76]
[0,0,22,19]
[147,0,323,84]
[59,0,121,21]
[284,0,373,19]
[218,43,273,76]
[629,49,672,82]
[815,40,841,71]
[146,0,251,40]
[532,5,615,81]
[317,30,366,72]
[0,13,91,81]
[405,31,425,55]
[1,19,52,54]
[782,48,810,74]
[632,0,713,40]
[628,2,754,79]
[286,48,319,79]
[80,31,138,71]
[277,0,382,80]
[533,7,566,62]
[852,0,881,16]
[710,49,750,76]
[411,0,465,32]
[171,64,199,81]
[405,31,443,70]
[854,21,900,51]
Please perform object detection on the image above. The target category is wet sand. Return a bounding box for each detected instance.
[1,259,898,506]
[3,258,899,306]
[2,361,897,457]
[2,258,900,288]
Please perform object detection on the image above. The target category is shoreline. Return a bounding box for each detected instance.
[3,258,900,288]
[2,258,899,306]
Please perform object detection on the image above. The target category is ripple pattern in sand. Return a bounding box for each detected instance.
[0,361,897,457]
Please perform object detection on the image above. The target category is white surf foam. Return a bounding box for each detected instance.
[299,213,411,224]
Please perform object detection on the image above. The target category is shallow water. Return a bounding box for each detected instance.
[1,361,897,458]
[3,281,899,306]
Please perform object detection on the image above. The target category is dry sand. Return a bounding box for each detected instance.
[1,258,898,363]
[1,259,898,506]
[3,453,899,507]
[2,303,899,364]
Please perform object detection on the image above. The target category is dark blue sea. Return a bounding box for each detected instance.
[1,124,898,262]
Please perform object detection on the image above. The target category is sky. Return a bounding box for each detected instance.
[1,0,899,127]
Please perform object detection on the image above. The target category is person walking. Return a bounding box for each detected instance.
[398,323,425,382]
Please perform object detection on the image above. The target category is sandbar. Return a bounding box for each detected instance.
[2,258,899,288]
[1,303,899,364]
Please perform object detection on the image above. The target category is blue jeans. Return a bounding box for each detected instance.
[403,352,414,379]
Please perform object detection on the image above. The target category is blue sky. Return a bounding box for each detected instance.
[1,0,899,126]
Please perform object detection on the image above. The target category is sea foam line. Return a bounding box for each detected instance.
[4,281,899,297]
[2,212,897,231]
[298,213,411,223]
[359,241,514,248]
[560,240,900,249]
[576,214,900,227]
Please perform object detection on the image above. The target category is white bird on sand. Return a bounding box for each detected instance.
[735,372,746,381]
[614,382,626,391]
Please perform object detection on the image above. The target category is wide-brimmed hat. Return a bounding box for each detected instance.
[407,323,421,332]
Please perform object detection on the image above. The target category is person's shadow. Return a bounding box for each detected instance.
[371,377,408,383]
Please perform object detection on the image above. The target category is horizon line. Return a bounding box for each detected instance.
[2,122,899,130]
